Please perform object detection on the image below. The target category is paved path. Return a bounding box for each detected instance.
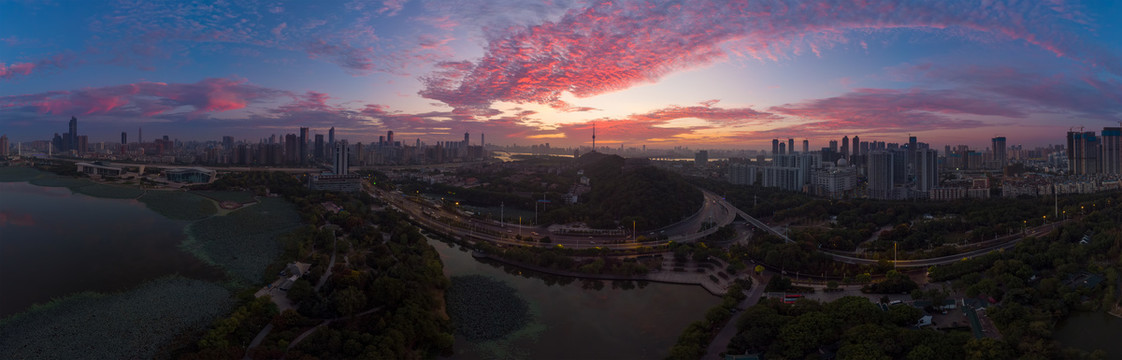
[285,306,383,351]
[702,275,767,360]
[315,231,338,292]
[242,323,274,359]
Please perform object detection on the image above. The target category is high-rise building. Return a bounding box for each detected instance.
[991,137,1007,169]
[0,135,8,157]
[387,131,394,146]
[314,134,325,160]
[463,132,470,147]
[841,136,850,157]
[481,133,485,147]
[77,135,88,154]
[299,127,309,164]
[68,116,78,151]
[222,136,234,150]
[778,142,786,155]
[695,150,708,166]
[334,140,350,175]
[328,127,335,147]
[771,139,780,156]
[788,139,795,154]
[802,139,809,153]
[851,135,860,156]
[1102,127,1121,175]
[867,151,895,200]
[285,133,299,165]
[1067,131,1100,175]
[915,149,939,195]
[828,140,838,153]
[121,132,127,145]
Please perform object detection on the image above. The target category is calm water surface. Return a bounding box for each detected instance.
[0,181,224,318]
[429,239,720,360]
[1054,311,1122,357]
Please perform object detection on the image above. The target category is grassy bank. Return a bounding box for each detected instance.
[0,167,43,182]
[0,276,232,359]
[138,190,218,221]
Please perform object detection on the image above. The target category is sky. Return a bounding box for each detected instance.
[2,0,1121,150]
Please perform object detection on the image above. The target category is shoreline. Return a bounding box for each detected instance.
[470,250,731,296]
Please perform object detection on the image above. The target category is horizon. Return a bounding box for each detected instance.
[3,1,1121,149]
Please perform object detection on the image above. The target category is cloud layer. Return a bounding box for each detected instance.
[420,0,1106,109]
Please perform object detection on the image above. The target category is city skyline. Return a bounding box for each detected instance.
[3,1,1121,148]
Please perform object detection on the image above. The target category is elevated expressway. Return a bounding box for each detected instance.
[372,180,1048,267]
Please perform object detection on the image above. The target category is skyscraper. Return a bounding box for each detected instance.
[802,139,809,153]
[463,131,470,147]
[788,139,795,154]
[334,140,349,175]
[285,133,298,165]
[0,135,8,157]
[121,132,127,145]
[315,134,325,160]
[299,127,309,164]
[1067,131,1100,175]
[771,139,780,156]
[841,136,849,157]
[328,127,335,147]
[68,116,78,151]
[915,149,939,195]
[1102,127,1121,175]
[851,135,860,156]
[867,151,895,200]
[387,131,394,146]
[991,137,1007,169]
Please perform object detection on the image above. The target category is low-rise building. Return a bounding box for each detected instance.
[164,167,216,184]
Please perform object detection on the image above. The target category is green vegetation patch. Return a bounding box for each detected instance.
[72,183,144,199]
[28,175,92,188]
[195,190,257,204]
[0,276,232,360]
[446,275,531,341]
[0,167,43,182]
[184,197,302,283]
[139,190,218,220]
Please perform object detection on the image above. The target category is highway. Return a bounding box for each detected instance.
[367,184,738,250]
[372,178,1055,267]
[722,196,1064,268]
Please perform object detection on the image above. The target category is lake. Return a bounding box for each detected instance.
[429,239,720,359]
[1054,311,1122,357]
[0,180,224,318]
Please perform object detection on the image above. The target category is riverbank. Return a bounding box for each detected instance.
[471,251,736,296]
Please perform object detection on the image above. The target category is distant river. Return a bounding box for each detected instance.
[429,239,720,360]
[0,181,224,318]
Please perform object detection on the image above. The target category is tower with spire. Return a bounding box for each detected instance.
[592,123,596,152]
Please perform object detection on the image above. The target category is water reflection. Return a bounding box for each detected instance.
[429,238,718,360]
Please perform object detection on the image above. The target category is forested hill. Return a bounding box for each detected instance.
[553,153,703,231]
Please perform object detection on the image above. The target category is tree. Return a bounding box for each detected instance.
[287,279,315,304]
[754,265,765,275]
[333,286,366,317]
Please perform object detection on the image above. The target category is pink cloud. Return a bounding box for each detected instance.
[0,78,286,117]
[767,88,1009,135]
[0,53,76,80]
[378,0,408,16]
[420,0,1110,109]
